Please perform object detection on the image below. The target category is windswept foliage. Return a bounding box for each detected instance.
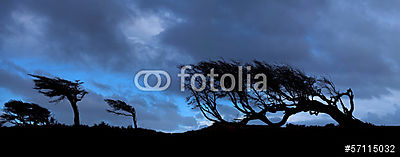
[29,74,87,126]
[182,60,368,127]
[0,100,54,126]
[105,99,137,129]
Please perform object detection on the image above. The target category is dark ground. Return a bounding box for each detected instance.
[1,123,399,156]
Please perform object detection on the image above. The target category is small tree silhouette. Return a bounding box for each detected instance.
[29,74,87,126]
[104,99,137,129]
[0,100,53,126]
[182,60,368,127]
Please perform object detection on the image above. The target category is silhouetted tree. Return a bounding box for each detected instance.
[182,60,368,127]
[0,100,53,126]
[29,74,87,126]
[104,99,137,129]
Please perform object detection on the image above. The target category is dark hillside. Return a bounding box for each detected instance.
[1,124,399,156]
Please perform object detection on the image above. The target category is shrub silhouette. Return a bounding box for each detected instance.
[182,60,368,127]
[29,74,87,126]
[104,99,137,129]
[0,100,54,126]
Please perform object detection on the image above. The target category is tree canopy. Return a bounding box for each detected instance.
[0,100,53,126]
[29,74,87,126]
[105,99,137,129]
[182,60,367,127]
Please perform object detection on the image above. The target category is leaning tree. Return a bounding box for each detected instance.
[29,74,87,126]
[104,99,138,129]
[181,60,368,127]
[0,100,53,126]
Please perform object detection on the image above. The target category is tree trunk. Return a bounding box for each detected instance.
[130,109,137,129]
[306,100,367,127]
[132,116,137,129]
[243,100,368,127]
[132,114,137,129]
[70,101,80,126]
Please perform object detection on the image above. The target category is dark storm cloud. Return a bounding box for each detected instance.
[135,0,400,98]
[306,0,400,98]
[28,1,131,57]
[91,80,113,91]
[137,0,323,62]
[0,0,17,38]
[0,0,137,71]
[1,0,399,98]
[363,105,400,125]
[0,67,33,98]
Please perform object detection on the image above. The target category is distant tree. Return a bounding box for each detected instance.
[104,99,137,129]
[0,100,53,126]
[182,60,368,127]
[29,74,87,126]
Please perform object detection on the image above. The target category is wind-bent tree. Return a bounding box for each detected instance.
[104,99,137,129]
[182,60,368,127]
[29,74,87,126]
[0,100,53,126]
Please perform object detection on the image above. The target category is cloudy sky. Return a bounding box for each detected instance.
[1,0,400,132]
